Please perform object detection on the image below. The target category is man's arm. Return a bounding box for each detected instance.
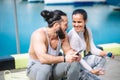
[32,30,64,64]
[61,33,81,62]
[61,33,74,54]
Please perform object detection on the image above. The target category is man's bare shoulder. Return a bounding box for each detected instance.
[32,28,45,35]
[31,28,46,40]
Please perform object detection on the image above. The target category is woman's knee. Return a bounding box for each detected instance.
[96,56,106,63]
[100,56,106,64]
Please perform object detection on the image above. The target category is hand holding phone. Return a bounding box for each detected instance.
[75,50,83,55]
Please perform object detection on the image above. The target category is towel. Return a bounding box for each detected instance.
[68,28,86,52]
[68,28,102,55]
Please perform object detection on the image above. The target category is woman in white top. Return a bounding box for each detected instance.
[68,9,114,76]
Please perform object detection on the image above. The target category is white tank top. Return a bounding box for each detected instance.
[44,28,62,56]
[28,28,62,66]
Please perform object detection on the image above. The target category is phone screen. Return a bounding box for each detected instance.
[76,50,83,55]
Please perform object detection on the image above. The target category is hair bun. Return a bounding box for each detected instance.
[40,10,61,28]
[41,10,53,21]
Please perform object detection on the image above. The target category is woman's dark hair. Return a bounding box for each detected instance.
[72,9,87,21]
[72,9,90,52]
[41,10,61,27]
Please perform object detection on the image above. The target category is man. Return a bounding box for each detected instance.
[27,10,81,80]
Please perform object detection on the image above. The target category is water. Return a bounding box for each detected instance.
[0,0,120,56]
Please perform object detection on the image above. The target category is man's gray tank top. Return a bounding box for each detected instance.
[28,28,62,65]
[44,28,62,56]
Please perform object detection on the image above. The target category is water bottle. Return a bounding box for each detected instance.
[4,70,11,80]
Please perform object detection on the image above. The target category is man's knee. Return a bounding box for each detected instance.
[66,62,80,80]
[70,62,80,70]
[36,65,52,80]
[41,65,52,76]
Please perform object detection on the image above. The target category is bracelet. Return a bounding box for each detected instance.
[64,55,66,62]
[107,52,112,57]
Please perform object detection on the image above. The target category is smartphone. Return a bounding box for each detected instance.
[75,50,83,55]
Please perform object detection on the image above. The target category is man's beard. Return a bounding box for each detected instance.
[56,28,65,39]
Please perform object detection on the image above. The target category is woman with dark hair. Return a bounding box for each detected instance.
[51,10,101,80]
[68,9,114,79]
[27,10,81,80]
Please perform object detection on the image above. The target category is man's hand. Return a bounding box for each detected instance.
[65,53,81,63]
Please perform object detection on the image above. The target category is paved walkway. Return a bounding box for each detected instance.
[100,56,120,80]
[0,56,120,80]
